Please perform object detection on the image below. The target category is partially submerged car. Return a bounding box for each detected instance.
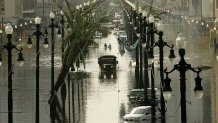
[128,88,160,104]
[136,91,160,106]
[123,106,161,123]
[128,89,144,103]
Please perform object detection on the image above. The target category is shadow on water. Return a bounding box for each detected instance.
[119,103,126,118]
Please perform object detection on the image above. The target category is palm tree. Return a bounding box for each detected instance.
[51,0,111,97]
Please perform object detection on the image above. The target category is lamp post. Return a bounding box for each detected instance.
[0,23,25,123]
[141,10,149,105]
[59,10,68,120]
[19,24,23,42]
[140,10,150,107]
[128,7,133,45]
[163,35,203,123]
[132,8,140,88]
[60,10,65,53]
[48,11,62,122]
[49,11,57,122]
[148,18,176,123]
[137,7,143,89]
[147,15,157,123]
[27,16,48,123]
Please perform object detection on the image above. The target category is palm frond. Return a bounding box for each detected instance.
[54,0,111,67]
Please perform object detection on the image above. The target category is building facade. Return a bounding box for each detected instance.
[2,0,23,24]
[215,0,218,17]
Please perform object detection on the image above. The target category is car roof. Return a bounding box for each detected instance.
[133,106,151,110]
[130,89,144,91]
[98,55,117,59]
[130,88,159,91]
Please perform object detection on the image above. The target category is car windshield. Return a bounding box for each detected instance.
[98,56,117,65]
[101,58,115,63]
[130,91,141,96]
[147,88,158,93]
[131,108,146,114]
[138,93,152,99]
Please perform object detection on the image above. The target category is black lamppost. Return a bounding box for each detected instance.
[148,16,176,123]
[48,11,62,122]
[132,8,140,88]
[0,23,25,123]
[49,11,56,122]
[140,10,150,107]
[19,23,23,42]
[60,10,65,53]
[27,16,49,123]
[59,10,69,120]
[135,7,144,89]
[163,35,203,123]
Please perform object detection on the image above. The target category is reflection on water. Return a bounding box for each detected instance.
[49,62,135,123]
[67,74,87,123]
[50,73,88,123]
[45,31,136,123]
[119,103,126,118]
[0,25,214,123]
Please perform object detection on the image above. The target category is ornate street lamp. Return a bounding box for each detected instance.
[27,16,48,123]
[163,35,203,123]
[50,11,56,119]
[137,7,143,89]
[48,11,61,122]
[148,17,176,123]
[131,7,140,88]
[0,23,24,123]
[141,9,149,109]
[60,10,65,53]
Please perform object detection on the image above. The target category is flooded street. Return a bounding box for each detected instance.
[0,31,139,123]
[67,33,137,123]
[0,24,216,123]
[0,0,218,122]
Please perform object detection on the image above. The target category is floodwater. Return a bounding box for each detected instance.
[0,31,138,123]
[0,21,216,123]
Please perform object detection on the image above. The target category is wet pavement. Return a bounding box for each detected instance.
[0,18,217,123]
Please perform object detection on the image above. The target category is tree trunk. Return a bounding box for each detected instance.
[54,64,70,93]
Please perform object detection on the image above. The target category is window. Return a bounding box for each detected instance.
[181,0,188,6]
[217,0,218,9]
[146,108,151,114]
[0,1,4,14]
[132,109,146,114]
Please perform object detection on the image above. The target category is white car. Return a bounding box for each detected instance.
[123,106,161,123]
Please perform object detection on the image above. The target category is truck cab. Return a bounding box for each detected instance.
[98,55,118,72]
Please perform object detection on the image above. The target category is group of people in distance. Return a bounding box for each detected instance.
[104,43,111,49]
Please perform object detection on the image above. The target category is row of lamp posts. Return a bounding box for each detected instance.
[0,10,64,123]
[1,1,93,122]
[129,6,172,123]
[127,4,204,123]
[27,11,63,123]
